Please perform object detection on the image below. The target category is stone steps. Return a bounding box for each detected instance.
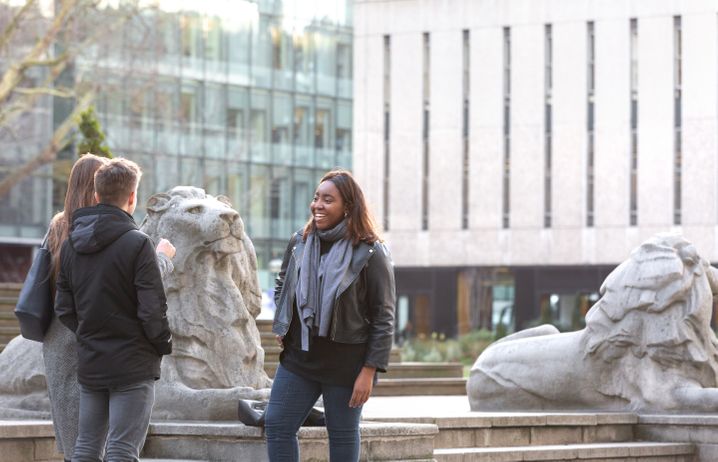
[0,291,20,353]
[434,442,694,461]
[384,362,463,379]
[0,325,20,346]
[367,411,695,462]
[0,296,18,313]
[0,283,22,299]
[141,420,438,461]
[369,413,636,448]
[0,311,18,327]
[263,345,282,363]
[373,378,467,396]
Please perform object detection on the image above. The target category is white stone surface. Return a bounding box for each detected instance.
[354,0,718,267]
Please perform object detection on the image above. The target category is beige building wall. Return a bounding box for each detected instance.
[354,0,718,268]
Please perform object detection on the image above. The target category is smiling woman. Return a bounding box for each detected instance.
[310,180,345,230]
[264,169,396,462]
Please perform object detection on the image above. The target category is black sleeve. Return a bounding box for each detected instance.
[274,232,298,307]
[134,238,173,356]
[363,244,396,372]
[54,242,78,332]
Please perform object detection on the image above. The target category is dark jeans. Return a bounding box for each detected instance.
[71,380,155,462]
[264,365,362,462]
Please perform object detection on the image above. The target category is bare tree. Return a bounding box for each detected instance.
[0,0,146,199]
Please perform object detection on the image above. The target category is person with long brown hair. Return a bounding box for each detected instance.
[265,169,396,461]
[44,153,108,462]
[43,154,175,462]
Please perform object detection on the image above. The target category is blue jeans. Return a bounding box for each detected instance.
[71,380,155,462]
[265,365,362,462]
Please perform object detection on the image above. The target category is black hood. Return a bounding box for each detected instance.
[69,204,138,254]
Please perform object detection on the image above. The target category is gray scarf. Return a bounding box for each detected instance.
[295,219,353,351]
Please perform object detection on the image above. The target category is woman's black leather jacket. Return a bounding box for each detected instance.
[272,231,396,372]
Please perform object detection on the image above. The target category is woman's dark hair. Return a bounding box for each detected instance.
[47,154,108,287]
[302,169,381,245]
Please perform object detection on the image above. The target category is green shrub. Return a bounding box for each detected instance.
[400,329,496,365]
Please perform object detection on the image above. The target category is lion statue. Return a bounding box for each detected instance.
[142,186,271,419]
[468,233,718,413]
[0,186,270,420]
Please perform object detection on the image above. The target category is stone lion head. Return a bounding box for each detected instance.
[142,187,244,266]
[584,233,718,405]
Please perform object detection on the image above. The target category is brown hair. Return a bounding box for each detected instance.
[302,169,381,245]
[94,158,142,207]
[47,153,109,286]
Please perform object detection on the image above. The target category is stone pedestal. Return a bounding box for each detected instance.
[142,420,438,461]
[637,414,718,462]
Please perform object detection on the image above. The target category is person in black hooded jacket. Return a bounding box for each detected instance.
[55,158,172,462]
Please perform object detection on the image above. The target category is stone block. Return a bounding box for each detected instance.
[433,427,476,448]
[472,428,491,447]
[595,413,638,425]
[0,438,35,461]
[142,435,267,462]
[639,414,718,426]
[489,413,546,427]
[627,442,693,457]
[365,436,434,460]
[436,416,491,429]
[34,438,62,461]
[530,426,582,445]
[695,443,718,461]
[583,424,633,443]
[544,413,597,426]
[484,427,531,447]
[0,421,55,439]
[436,447,524,462]
[575,442,630,459]
[517,444,577,460]
[635,424,693,442]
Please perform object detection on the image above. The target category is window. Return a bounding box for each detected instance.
[544,25,552,228]
[422,32,430,231]
[629,18,638,226]
[462,29,470,230]
[587,22,595,227]
[502,27,511,229]
[383,35,391,231]
[673,16,682,225]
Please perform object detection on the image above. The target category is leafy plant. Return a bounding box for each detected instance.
[400,329,496,365]
[76,106,112,158]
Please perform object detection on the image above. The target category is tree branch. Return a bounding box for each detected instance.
[0,0,37,52]
[0,91,95,199]
[20,53,69,69]
[0,0,79,105]
[13,86,74,98]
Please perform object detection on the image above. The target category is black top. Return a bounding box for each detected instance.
[280,239,367,387]
[55,204,172,389]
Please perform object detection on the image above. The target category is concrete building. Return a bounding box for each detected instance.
[353,0,718,337]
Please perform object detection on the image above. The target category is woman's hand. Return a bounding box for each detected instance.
[349,366,376,408]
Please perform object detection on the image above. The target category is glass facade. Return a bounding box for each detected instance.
[0,0,353,288]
